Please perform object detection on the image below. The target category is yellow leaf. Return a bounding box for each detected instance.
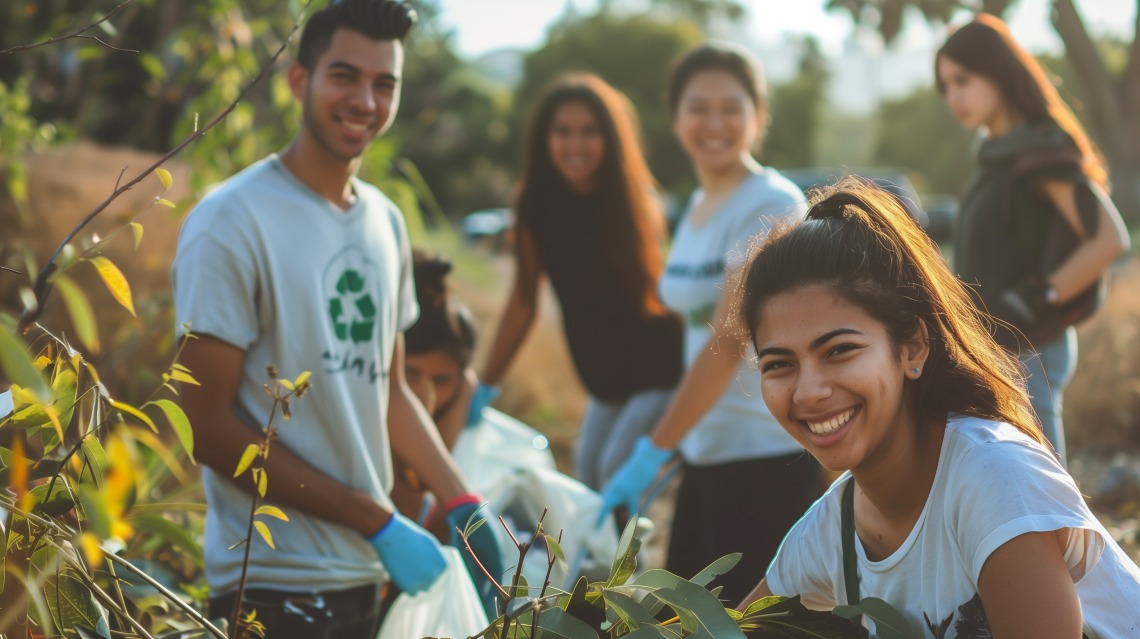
[155,168,172,190]
[130,426,189,484]
[169,369,200,386]
[254,521,274,548]
[155,197,176,208]
[33,355,51,369]
[78,532,105,567]
[255,505,289,521]
[44,403,63,444]
[171,363,191,373]
[86,256,135,317]
[294,371,311,387]
[257,468,267,497]
[278,379,294,391]
[234,444,259,477]
[12,438,29,512]
[130,222,144,250]
[111,400,157,432]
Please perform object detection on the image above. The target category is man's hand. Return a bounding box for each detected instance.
[368,511,447,594]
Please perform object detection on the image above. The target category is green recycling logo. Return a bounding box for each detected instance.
[328,269,377,344]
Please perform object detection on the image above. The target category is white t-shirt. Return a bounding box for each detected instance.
[659,168,806,465]
[172,155,418,595]
[767,415,1140,638]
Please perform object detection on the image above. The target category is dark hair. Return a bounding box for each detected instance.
[666,41,768,136]
[735,177,1044,445]
[936,13,1107,188]
[297,0,417,70]
[515,73,667,314]
[405,250,475,366]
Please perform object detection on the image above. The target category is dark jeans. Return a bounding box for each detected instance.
[208,583,390,639]
[666,452,823,606]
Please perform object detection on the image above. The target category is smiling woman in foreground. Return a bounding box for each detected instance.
[735,178,1140,638]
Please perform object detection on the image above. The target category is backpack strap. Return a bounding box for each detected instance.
[842,478,860,606]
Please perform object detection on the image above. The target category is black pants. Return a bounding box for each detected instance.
[208,583,390,639]
[665,452,823,606]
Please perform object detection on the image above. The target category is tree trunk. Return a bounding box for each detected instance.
[1052,0,1140,223]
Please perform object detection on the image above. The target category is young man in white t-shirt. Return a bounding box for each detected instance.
[172,2,501,636]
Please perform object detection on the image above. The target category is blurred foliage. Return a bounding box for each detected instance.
[873,86,975,196]
[764,37,830,171]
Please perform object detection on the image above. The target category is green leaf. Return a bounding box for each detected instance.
[130,222,144,250]
[689,553,742,588]
[606,516,641,588]
[851,597,908,639]
[234,444,259,477]
[111,400,157,432]
[739,595,868,638]
[545,533,566,565]
[44,568,111,639]
[0,325,49,401]
[533,607,601,639]
[254,520,274,548]
[54,274,100,352]
[129,513,204,566]
[602,590,657,630]
[78,483,113,539]
[85,256,135,317]
[147,399,195,463]
[651,584,745,639]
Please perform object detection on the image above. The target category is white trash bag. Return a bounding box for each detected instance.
[376,546,489,639]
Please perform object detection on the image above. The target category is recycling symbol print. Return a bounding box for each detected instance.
[329,269,377,343]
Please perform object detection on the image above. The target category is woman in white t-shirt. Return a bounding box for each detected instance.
[736,178,1140,637]
[598,41,821,603]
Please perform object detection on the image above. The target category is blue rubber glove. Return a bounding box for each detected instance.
[465,382,500,427]
[368,511,447,594]
[447,500,504,618]
[598,435,674,525]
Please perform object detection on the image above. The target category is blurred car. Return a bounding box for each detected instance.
[462,207,514,253]
[781,168,956,244]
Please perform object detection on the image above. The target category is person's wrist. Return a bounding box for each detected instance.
[444,492,485,515]
[635,435,674,465]
[368,510,398,542]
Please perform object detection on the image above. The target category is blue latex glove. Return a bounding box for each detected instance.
[597,435,674,525]
[368,511,447,594]
[447,500,504,618]
[465,382,500,427]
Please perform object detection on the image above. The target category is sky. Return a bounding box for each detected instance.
[436,0,1134,59]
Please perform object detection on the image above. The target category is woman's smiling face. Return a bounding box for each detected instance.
[752,284,928,474]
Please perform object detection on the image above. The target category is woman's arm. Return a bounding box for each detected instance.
[480,226,545,386]
[1040,179,1130,303]
[977,529,1083,638]
[649,281,746,449]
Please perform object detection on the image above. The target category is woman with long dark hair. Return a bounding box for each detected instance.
[738,177,1140,637]
[599,42,820,604]
[936,14,1129,465]
[481,74,684,491]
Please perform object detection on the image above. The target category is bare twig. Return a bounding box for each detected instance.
[0,0,139,55]
[17,0,315,332]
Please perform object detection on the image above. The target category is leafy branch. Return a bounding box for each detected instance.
[0,0,139,55]
[16,0,316,333]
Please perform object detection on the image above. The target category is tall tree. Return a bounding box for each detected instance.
[829,0,1140,223]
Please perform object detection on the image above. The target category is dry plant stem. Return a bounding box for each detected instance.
[0,501,228,639]
[0,0,138,55]
[17,0,316,332]
[230,411,278,639]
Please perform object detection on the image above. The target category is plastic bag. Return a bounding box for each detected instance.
[485,466,621,589]
[376,546,489,639]
[452,408,557,494]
